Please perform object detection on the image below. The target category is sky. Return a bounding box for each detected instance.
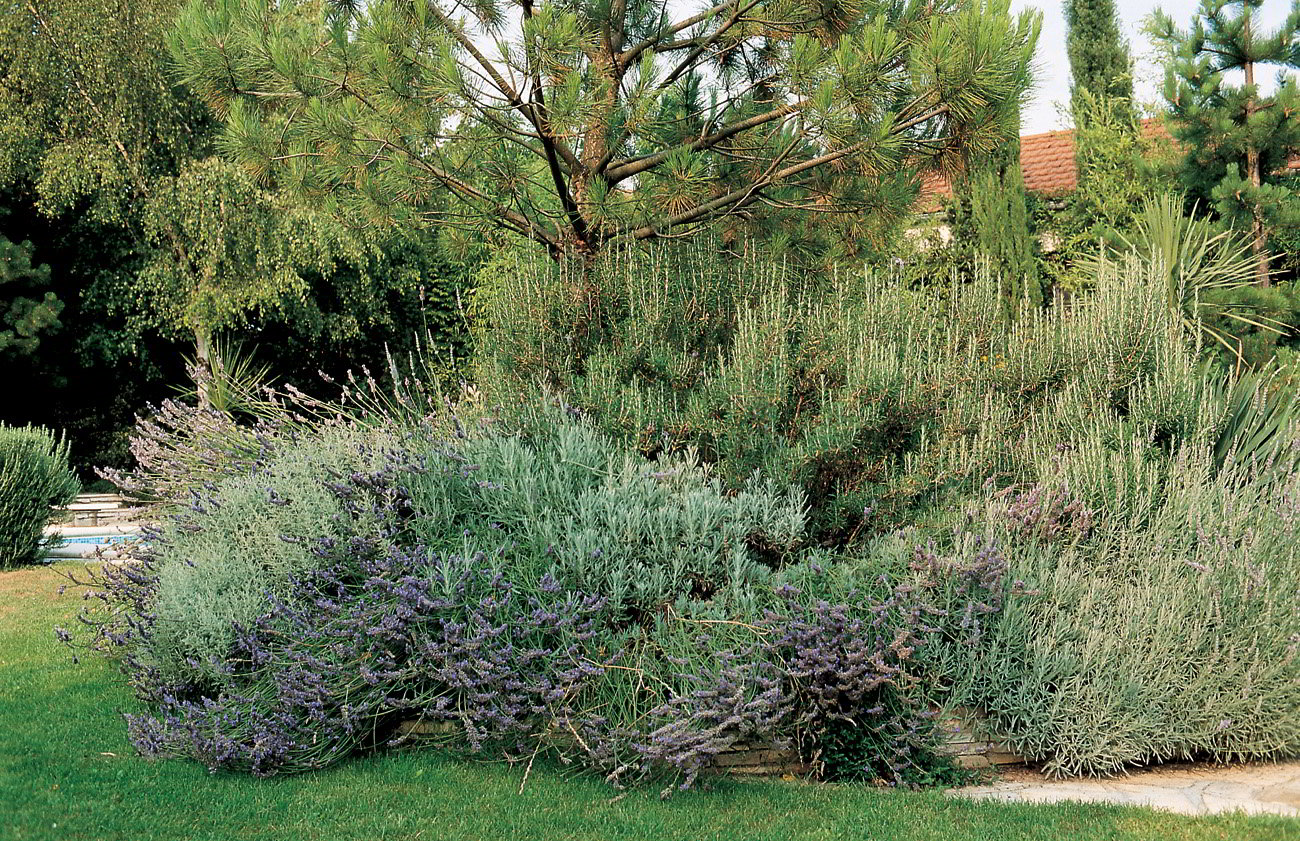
[1012,0,1299,134]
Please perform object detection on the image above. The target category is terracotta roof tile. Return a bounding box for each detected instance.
[915,170,952,213]
[1019,128,1077,194]
[916,118,1297,212]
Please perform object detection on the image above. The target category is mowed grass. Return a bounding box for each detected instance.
[1,564,1295,841]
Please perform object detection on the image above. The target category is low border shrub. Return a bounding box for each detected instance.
[0,423,78,568]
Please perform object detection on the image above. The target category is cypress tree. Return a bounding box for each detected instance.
[1064,0,1134,116]
[970,164,1044,311]
[1065,0,1148,250]
[1151,0,1300,285]
[953,126,1043,311]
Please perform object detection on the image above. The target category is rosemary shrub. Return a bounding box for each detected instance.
[0,423,78,568]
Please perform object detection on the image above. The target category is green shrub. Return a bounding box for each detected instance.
[0,424,79,568]
[473,248,1300,777]
[138,406,809,685]
[76,246,1300,783]
[79,403,990,789]
[400,406,809,619]
[476,245,1240,541]
[968,166,1043,310]
[142,424,401,685]
[1199,282,1300,368]
[928,436,1300,776]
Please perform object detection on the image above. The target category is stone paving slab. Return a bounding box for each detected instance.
[948,760,1300,817]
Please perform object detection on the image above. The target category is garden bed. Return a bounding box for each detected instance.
[6,563,1293,841]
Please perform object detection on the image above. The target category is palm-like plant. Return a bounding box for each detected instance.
[1210,361,1300,477]
[175,337,279,419]
[1087,194,1283,358]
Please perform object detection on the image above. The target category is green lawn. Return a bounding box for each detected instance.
[1,564,1294,841]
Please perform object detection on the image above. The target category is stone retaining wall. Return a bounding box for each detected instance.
[701,710,1024,777]
[707,743,812,777]
[396,708,1023,779]
[937,710,1024,769]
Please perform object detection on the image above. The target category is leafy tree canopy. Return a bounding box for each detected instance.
[0,0,214,225]
[1,0,464,358]
[128,157,373,342]
[170,0,1041,257]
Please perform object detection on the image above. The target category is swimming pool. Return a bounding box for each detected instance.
[57,535,136,546]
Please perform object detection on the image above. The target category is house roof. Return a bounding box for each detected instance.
[916,118,1299,211]
[1019,127,1079,194]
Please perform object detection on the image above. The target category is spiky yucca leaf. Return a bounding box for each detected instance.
[1211,362,1300,476]
[175,337,279,419]
[1086,194,1285,356]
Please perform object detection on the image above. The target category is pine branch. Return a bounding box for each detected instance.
[605,100,807,184]
[627,104,948,239]
[618,0,745,69]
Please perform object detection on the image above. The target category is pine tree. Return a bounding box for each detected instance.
[1151,0,1300,285]
[169,0,1041,259]
[1064,0,1134,117]
[0,234,62,356]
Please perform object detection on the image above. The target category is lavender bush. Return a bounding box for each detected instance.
[124,543,615,776]
[398,407,808,619]
[104,544,966,790]
[138,426,406,687]
[69,405,995,791]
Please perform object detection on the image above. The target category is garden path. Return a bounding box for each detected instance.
[949,760,1300,817]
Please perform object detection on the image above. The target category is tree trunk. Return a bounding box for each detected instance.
[1247,156,1268,286]
[1242,6,1269,286]
[194,326,214,410]
[574,49,619,236]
